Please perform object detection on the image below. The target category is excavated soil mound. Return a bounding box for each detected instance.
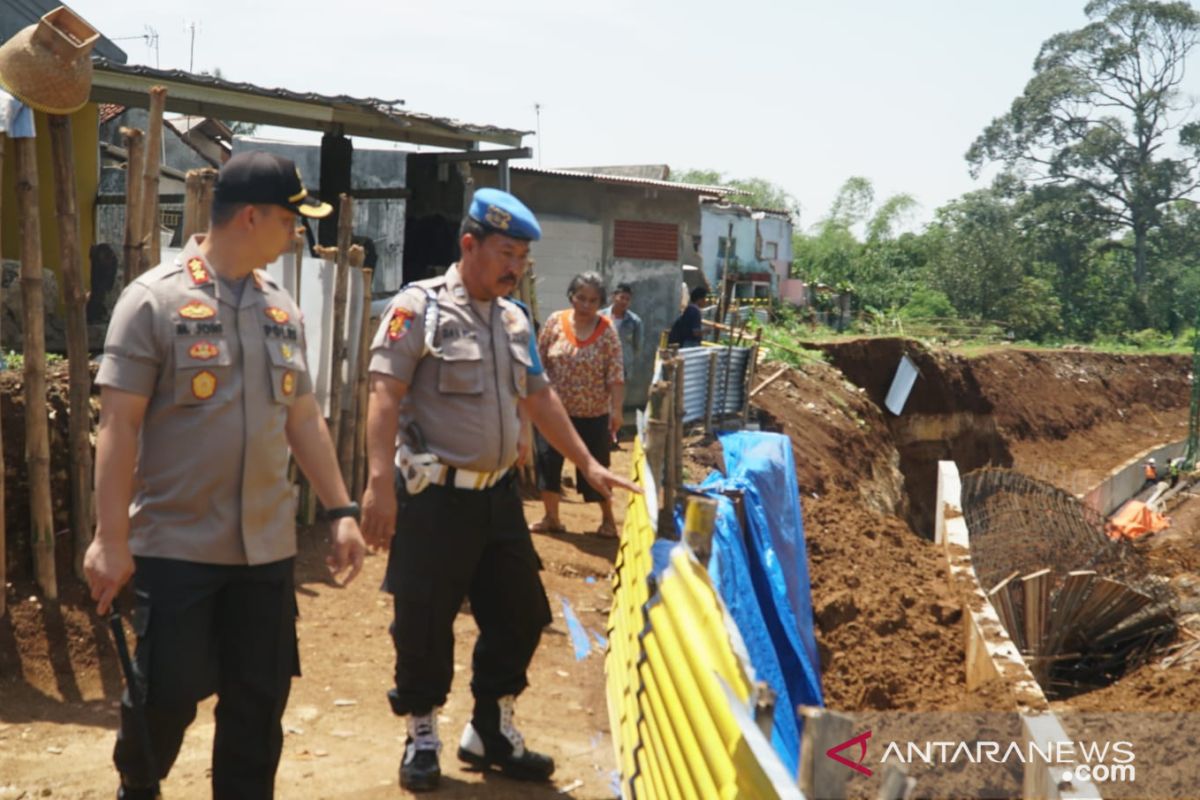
[1,362,91,583]
[738,342,1198,714]
[735,360,977,711]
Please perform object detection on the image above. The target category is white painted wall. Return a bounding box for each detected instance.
[530,216,604,319]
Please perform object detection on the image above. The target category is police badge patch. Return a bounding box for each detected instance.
[388,307,415,341]
[179,301,217,320]
[188,341,220,361]
[192,370,217,400]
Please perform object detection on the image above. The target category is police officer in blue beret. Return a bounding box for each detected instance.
[363,188,638,792]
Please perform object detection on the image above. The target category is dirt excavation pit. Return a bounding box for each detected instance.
[3,338,1200,796]
[743,338,1200,715]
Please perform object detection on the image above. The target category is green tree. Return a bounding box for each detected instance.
[792,177,926,312]
[671,168,799,217]
[966,0,1200,321]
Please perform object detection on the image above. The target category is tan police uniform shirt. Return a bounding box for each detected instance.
[96,235,313,566]
[368,263,547,474]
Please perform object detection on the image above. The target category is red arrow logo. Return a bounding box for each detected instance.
[826,730,873,777]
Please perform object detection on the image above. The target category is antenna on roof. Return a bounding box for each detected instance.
[534,102,542,167]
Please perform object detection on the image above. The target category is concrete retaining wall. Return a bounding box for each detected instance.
[938,461,1102,800]
[1079,440,1187,517]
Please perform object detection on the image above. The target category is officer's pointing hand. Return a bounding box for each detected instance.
[582,459,642,501]
[327,518,366,587]
[83,535,135,616]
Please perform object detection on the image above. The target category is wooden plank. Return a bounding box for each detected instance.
[138,86,168,273]
[1022,569,1052,682]
[120,127,145,286]
[351,267,374,500]
[0,132,6,616]
[750,365,788,399]
[49,114,95,581]
[798,706,854,800]
[15,136,57,599]
[327,193,353,488]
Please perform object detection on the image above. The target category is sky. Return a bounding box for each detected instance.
[74,0,1200,231]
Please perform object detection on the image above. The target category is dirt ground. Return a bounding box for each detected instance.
[5,340,1200,796]
[0,453,630,799]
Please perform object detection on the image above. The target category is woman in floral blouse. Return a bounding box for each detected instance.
[532,272,625,538]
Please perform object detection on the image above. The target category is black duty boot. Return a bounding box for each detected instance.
[399,710,442,792]
[457,694,555,781]
[117,782,162,799]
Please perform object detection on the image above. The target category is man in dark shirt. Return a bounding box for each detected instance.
[668,286,708,347]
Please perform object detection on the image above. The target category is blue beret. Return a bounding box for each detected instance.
[469,188,541,242]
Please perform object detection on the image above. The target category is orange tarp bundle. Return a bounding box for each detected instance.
[1106,500,1170,541]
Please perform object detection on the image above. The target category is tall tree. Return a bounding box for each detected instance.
[966,0,1200,318]
[671,168,799,218]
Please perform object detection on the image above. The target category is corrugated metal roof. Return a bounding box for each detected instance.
[504,165,733,195]
[701,196,792,218]
[90,59,528,149]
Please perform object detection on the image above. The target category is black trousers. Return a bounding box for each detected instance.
[385,472,552,716]
[114,556,299,799]
[536,414,611,502]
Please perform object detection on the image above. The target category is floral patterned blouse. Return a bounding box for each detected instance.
[538,310,625,418]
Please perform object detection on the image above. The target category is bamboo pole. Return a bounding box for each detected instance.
[749,366,788,399]
[657,355,678,538]
[137,86,167,274]
[353,268,374,500]
[704,348,719,433]
[682,495,717,567]
[14,137,57,600]
[672,354,685,501]
[49,115,94,581]
[336,246,365,484]
[0,132,6,616]
[120,127,145,287]
[327,194,353,485]
[742,329,762,426]
[181,167,218,241]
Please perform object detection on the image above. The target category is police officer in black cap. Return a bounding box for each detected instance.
[85,151,366,799]
[363,188,638,792]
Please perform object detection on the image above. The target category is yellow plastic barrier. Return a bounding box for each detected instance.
[605,439,798,799]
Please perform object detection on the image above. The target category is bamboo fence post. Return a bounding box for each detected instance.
[336,245,365,484]
[657,355,678,537]
[137,86,167,274]
[49,114,94,581]
[740,329,762,426]
[704,348,719,433]
[182,166,218,241]
[327,193,353,484]
[182,169,201,242]
[0,132,6,616]
[120,127,145,286]
[353,268,374,500]
[681,495,717,567]
[673,354,685,500]
[195,168,216,234]
[14,136,57,600]
[645,380,670,496]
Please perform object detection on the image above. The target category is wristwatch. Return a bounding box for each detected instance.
[320,502,361,522]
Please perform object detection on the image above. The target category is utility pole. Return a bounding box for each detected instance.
[534,103,542,167]
[188,21,197,72]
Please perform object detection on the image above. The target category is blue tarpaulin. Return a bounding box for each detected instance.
[686,431,824,776]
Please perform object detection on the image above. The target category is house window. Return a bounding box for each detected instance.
[614,220,678,261]
[717,236,736,259]
[763,241,778,259]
